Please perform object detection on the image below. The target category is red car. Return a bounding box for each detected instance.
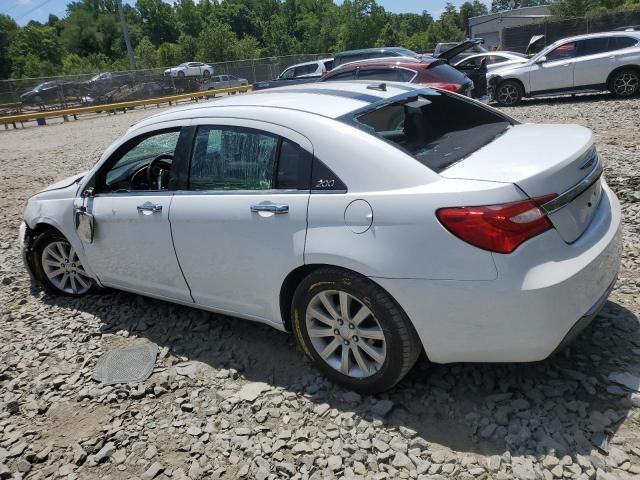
[320,57,474,96]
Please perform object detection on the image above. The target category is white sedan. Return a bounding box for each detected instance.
[454,51,529,71]
[20,82,622,393]
[164,62,214,78]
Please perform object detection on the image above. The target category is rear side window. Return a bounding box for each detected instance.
[577,38,609,56]
[294,64,319,77]
[609,36,638,50]
[357,68,404,81]
[350,91,512,173]
[324,70,356,81]
[323,60,334,71]
[276,140,312,190]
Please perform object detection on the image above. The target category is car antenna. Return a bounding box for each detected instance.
[367,83,386,91]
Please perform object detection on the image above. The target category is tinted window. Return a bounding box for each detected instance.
[281,68,295,79]
[323,60,334,71]
[357,68,403,81]
[577,38,609,56]
[398,69,417,82]
[546,42,578,61]
[294,64,318,77]
[190,127,278,190]
[422,64,468,83]
[609,36,638,50]
[352,92,511,173]
[323,70,356,81]
[276,140,311,190]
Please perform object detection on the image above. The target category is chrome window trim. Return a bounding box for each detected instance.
[173,189,311,196]
[540,149,603,215]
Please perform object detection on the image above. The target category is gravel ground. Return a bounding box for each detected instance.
[1,94,640,480]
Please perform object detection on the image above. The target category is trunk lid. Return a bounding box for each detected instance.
[441,124,603,243]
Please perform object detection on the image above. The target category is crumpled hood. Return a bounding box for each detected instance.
[38,172,86,194]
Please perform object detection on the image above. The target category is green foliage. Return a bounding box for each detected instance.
[425,15,466,49]
[134,36,158,68]
[5,0,637,80]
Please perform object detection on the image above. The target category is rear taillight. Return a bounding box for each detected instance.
[436,195,557,254]
[418,82,461,92]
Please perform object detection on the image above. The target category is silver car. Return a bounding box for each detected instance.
[491,31,640,105]
[201,75,249,91]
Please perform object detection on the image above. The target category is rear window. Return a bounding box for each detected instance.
[423,64,468,84]
[350,91,512,173]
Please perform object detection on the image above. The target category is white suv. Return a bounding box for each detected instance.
[491,31,640,105]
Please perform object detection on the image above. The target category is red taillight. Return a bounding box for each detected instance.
[418,82,461,92]
[436,195,557,254]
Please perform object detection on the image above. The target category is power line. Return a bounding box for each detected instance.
[14,0,56,21]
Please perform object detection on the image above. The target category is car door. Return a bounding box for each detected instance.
[78,127,192,302]
[530,41,578,93]
[170,120,313,324]
[573,36,636,88]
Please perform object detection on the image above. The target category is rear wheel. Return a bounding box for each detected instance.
[609,69,639,98]
[291,268,421,393]
[495,80,523,106]
[32,230,94,296]
[203,70,211,78]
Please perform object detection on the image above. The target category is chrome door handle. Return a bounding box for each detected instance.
[137,201,162,214]
[250,203,289,214]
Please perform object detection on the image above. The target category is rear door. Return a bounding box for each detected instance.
[169,120,313,324]
[530,41,578,93]
[573,37,615,88]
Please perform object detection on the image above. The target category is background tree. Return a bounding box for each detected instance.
[0,14,18,79]
[458,0,489,33]
[424,14,466,49]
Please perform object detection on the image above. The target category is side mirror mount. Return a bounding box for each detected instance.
[535,56,547,64]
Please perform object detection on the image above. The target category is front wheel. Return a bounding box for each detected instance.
[609,69,639,98]
[203,70,211,78]
[177,71,185,78]
[32,230,95,296]
[495,80,523,106]
[291,268,422,393]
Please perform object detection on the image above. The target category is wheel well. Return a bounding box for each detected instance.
[497,77,526,95]
[606,65,640,88]
[23,223,63,276]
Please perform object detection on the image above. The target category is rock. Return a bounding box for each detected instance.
[73,443,87,465]
[399,426,418,439]
[276,462,296,476]
[487,455,501,472]
[479,423,497,438]
[513,462,537,480]
[342,392,362,403]
[371,400,394,418]
[93,442,117,463]
[313,403,330,416]
[327,455,343,471]
[0,464,9,480]
[35,445,52,463]
[16,459,31,473]
[142,462,164,480]
[608,372,640,391]
[181,403,194,412]
[392,452,413,468]
[238,382,271,402]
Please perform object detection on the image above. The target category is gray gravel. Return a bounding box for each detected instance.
[1,94,640,479]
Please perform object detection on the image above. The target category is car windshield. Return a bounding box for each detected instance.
[349,91,512,173]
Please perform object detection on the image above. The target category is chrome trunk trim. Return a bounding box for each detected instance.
[540,148,603,215]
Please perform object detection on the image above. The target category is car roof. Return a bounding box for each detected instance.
[335,47,413,56]
[334,56,429,70]
[551,31,640,44]
[285,59,324,69]
[131,81,424,131]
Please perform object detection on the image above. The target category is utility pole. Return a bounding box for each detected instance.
[117,0,137,70]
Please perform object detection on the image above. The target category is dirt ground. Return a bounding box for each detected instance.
[1,94,640,480]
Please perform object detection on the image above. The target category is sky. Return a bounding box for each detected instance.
[1,0,492,27]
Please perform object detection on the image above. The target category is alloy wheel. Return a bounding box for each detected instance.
[613,72,639,96]
[41,241,92,295]
[497,83,519,105]
[305,290,387,378]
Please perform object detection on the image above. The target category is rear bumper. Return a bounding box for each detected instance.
[374,183,622,363]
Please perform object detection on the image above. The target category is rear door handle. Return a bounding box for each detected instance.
[250,203,289,214]
[137,202,162,215]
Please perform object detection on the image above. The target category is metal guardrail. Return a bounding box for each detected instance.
[1,84,251,129]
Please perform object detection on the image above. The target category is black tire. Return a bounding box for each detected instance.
[31,230,96,297]
[177,71,185,78]
[203,70,211,77]
[495,80,524,106]
[609,69,640,98]
[291,268,422,393]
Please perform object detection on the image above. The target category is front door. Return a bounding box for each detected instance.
[80,128,192,302]
[530,41,577,93]
[170,122,313,324]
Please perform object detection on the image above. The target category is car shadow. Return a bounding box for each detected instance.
[42,288,639,459]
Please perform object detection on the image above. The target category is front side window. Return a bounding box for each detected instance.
[546,42,578,61]
[350,91,512,173]
[281,67,295,79]
[609,36,638,50]
[103,130,180,192]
